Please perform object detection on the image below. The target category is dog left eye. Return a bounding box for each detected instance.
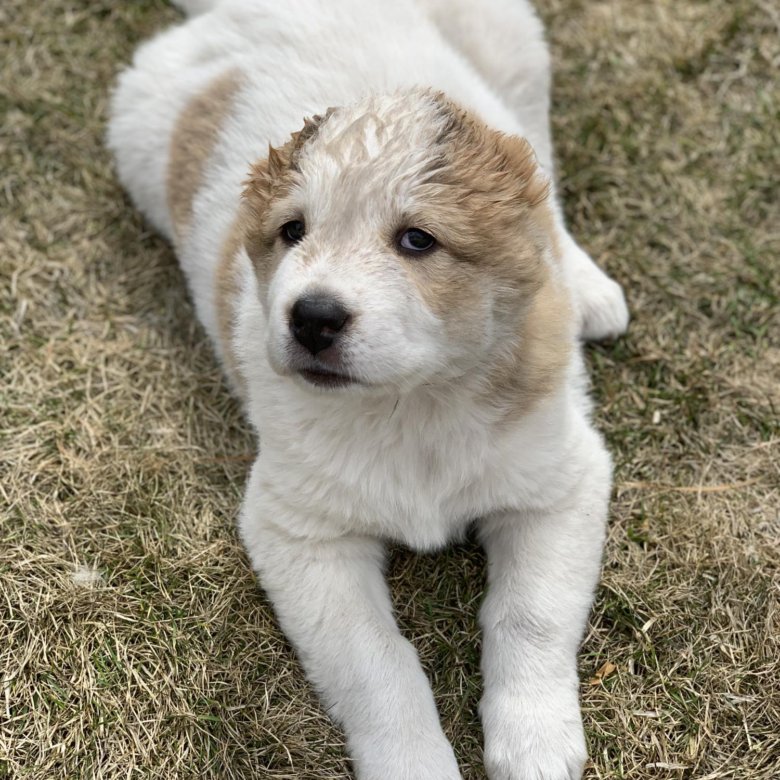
[398,228,436,254]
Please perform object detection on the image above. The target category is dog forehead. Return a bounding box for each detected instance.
[296,92,446,192]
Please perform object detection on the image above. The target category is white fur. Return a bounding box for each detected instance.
[108,2,623,777]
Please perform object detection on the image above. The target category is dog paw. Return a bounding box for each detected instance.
[353,737,463,780]
[575,270,629,342]
[481,691,587,780]
[560,242,629,341]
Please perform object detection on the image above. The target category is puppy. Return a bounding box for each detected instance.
[108,1,628,777]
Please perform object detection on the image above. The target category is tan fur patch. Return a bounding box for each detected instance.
[167,69,243,242]
[214,215,248,400]
[485,272,573,421]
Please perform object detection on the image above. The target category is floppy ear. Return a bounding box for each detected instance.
[241,143,293,222]
[495,132,550,208]
[429,90,550,210]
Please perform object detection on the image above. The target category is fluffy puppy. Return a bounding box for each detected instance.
[108,1,628,778]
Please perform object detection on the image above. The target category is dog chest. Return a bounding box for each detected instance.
[253,383,579,549]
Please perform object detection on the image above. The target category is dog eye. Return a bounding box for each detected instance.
[398,228,436,254]
[281,220,306,244]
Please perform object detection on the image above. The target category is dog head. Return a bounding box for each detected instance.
[241,89,570,400]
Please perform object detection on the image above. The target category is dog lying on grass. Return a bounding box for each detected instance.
[108,0,628,777]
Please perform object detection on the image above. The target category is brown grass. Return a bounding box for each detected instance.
[1,0,778,778]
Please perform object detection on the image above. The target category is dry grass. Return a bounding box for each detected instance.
[1,0,778,778]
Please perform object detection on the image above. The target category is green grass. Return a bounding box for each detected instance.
[1,0,778,777]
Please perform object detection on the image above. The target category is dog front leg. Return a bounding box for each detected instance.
[477,477,609,780]
[239,466,462,780]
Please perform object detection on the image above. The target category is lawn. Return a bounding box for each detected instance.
[1,0,778,778]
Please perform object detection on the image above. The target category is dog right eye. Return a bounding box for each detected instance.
[281,220,306,244]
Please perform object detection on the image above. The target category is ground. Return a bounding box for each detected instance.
[1,0,778,778]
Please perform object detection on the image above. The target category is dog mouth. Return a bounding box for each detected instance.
[297,366,363,389]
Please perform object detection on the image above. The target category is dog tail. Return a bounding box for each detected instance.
[171,0,223,16]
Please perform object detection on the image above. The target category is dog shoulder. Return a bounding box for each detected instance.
[167,68,245,244]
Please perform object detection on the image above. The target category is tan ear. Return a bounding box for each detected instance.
[241,143,291,222]
[289,107,336,152]
[497,133,550,208]
[241,108,336,220]
[429,90,550,210]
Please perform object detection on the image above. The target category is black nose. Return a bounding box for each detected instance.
[290,295,351,355]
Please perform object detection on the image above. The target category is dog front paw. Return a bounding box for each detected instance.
[352,735,463,780]
[480,690,587,780]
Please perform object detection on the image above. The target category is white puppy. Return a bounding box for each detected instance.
[108,1,628,778]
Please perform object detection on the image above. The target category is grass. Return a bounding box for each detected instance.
[1,0,778,778]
